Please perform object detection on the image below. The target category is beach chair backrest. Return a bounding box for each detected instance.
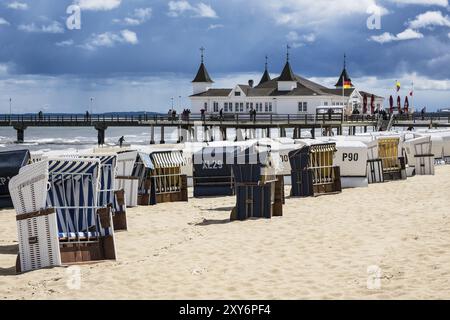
[117,151,138,176]
[378,138,400,170]
[9,160,49,215]
[308,143,337,185]
[46,159,102,237]
[150,151,185,194]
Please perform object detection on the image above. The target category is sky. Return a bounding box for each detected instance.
[0,0,450,113]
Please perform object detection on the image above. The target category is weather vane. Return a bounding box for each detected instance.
[286,44,291,61]
[200,47,205,63]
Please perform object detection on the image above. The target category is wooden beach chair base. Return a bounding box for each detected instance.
[112,189,127,231]
[59,236,116,264]
[414,154,435,175]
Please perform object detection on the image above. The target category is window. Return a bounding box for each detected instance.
[240,103,244,112]
[250,102,253,109]
[224,103,228,112]
[246,102,250,111]
[213,102,219,113]
[229,103,233,112]
[235,103,239,112]
[235,91,241,96]
[324,102,328,106]
[298,102,308,112]
[204,102,208,111]
[269,102,272,112]
[265,102,268,112]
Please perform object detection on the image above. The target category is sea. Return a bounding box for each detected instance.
[0,126,382,153]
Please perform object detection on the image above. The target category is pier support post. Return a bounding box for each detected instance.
[210,126,214,142]
[13,125,27,144]
[192,126,198,142]
[94,124,107,146]
[150,125,155,144]
[203,126,209,142]
[220,127,227,141]
[279,127,286,138]
[266,128,271,138]
[160,126,165,144]
[177,126,182,144]
[311,128,315,139]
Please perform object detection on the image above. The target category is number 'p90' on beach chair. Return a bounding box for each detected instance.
[9,158,116,273]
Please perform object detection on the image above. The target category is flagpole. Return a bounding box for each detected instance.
[411,81,414,114]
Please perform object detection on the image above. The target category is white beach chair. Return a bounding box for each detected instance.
[404,136,435,176]
[9,158,116,273]
[115,151,139,207]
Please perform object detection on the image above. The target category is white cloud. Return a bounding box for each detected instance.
[18,21,64,34]
[81,29,138,50]
[7,1,28,10]
[408,11,450,29]
[0,18,10,26]
[56,39,74,47]
[75,0,121,11]
[168,1,218,18]
[370,28,423,43]
[207,24,224,30]
[121,29,138,44]
[114,7,152,26]
[389,0,448,6]
[286,31,316,47]
[249,0,387,27]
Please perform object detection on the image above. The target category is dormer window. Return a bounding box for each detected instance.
[235,91,241,96]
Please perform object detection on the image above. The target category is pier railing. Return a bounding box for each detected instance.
[0,113,449,127]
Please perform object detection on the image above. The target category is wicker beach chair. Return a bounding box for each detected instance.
[9,158,116,273]
[289,142,342,197]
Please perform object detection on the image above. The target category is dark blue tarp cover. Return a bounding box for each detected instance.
[0,149,30,209]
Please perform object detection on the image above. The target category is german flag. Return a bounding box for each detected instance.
[343,80,353,89]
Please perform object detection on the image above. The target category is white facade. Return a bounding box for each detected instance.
[189,61,384,116]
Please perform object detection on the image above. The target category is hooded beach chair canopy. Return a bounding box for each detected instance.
[0,149,30,209]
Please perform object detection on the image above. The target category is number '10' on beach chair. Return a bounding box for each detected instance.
[9,158,116,273]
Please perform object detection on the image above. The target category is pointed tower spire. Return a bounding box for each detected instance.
[279,44,296,82]
[192,46,213,83]
[335,53,353,88]
[258,55,271,85]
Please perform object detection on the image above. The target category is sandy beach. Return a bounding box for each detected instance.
[1,166,450,300]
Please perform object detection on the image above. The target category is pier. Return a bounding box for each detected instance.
[1,113,450,144]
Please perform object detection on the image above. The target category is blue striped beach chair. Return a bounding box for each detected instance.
[9,158,116,273]
[74,154,128,230]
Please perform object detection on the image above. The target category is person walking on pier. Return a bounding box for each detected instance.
[118,136,125,148]
[219,108,223,121]
[200,108,206,122]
